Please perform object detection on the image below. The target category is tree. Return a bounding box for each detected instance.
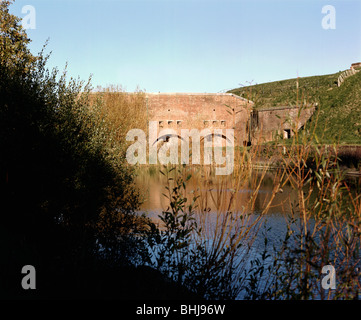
[0,0,146,298]
[0,0,36,73]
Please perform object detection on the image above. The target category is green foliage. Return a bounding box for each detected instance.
[0,0,36,73]
[239,140,361,300]
[313,71,361,145]
[229,73,340,109]
[0,1,147,297]
[146,167,243,299]
[229,70,361,144]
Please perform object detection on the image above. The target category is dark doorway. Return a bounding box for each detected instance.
[283,129,291,139]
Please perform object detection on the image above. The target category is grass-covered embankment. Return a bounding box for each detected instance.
[229,68,361,145]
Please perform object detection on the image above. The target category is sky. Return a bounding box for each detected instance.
[9,0,361,93]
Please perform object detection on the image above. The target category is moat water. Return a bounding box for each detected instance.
[133,166,296,297]
[134,166,360,299]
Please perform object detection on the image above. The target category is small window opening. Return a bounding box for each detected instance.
[283,129,291,139]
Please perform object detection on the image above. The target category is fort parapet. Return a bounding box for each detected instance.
[250,105,316,144]
[145,93,253,146]
[145,92,315,146]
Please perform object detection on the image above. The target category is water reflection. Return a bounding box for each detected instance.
[134,165,301,255]
[134,165,298,218]
[133,165,360,299]
[134,166,296,299]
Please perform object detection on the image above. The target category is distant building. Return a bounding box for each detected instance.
[351,62,361,70]
[145,93,315,146]
[146,93,252,146]
[249,105,316,144]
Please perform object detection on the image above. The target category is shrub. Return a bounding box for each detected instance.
[0,1,145,297]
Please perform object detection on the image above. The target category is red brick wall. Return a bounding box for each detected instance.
[146,93,253,145]
[250,105,316,143]
[351,62,361,69]
[144,93,315,145]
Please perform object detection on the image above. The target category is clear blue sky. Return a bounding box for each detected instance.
[9,0,361,92]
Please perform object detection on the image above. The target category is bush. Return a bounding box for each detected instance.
[0,1,145,298]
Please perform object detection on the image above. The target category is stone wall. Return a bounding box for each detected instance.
[143,93,316,146]
[250,105,316,144]
[145,93,253,146]
[338,68,359,87]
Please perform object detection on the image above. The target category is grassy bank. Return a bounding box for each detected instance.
[229,69,361,145]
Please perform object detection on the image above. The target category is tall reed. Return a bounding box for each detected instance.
[95,84,360,299]
[145,133,283,298]
[243,105,361,300]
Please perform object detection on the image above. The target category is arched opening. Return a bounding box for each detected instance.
[152,134,185,146]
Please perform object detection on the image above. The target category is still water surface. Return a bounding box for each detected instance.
[134,166,297,297]
[134,166,296,239]
[133,166,360,299]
